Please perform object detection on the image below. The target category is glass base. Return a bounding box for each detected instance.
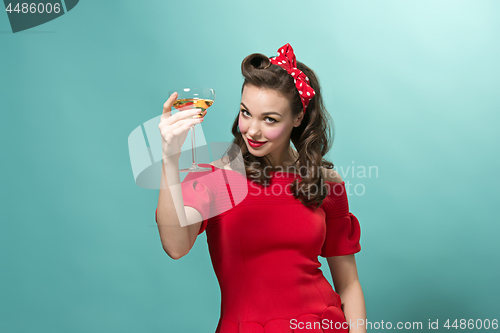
[179,163,212,173]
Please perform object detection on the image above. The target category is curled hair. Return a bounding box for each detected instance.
[224,52,335,209]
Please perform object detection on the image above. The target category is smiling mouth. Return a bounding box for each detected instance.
[247,138,267,144]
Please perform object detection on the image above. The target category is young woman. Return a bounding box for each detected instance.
[156,43,366,333]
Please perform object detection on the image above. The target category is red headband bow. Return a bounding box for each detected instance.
[269,43,315,113]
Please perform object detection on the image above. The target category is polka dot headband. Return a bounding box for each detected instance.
[269,43,316,113]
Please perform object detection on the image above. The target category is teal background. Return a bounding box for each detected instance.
[1,0,499,332]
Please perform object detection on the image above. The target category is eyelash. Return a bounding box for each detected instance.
[240,109,278,123]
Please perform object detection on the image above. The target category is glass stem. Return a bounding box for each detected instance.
[191,124,197,166]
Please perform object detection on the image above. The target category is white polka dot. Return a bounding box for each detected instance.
[306,92,310,96]
[300,82,303,87]
[281,49,284,54]
[299,91,303,94]
[291,72,295,76]
[305,77,309,81]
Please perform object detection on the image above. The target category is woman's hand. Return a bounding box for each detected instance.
[158,92,204,161]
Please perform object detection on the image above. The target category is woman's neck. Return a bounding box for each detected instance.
[268,146,300,171]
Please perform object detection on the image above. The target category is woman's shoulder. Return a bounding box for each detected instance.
[320,167,343,183]
[320,167,348,214]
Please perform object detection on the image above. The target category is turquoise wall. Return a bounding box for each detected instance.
[1,0,499,332]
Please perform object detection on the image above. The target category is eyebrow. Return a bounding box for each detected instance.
[240,102,282,117]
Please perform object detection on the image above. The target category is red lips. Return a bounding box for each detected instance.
[248,138,267,144]
[247,137,268,147]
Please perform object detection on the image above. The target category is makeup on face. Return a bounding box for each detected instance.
[247,138,267,148]
[239,85,294,160]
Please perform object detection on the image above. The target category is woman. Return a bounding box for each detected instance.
[156,43,366,333]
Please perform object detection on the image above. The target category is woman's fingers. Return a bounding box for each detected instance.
[163,92,178,114]
[164,117,203,137]
[160,117,203,143]
[159,93,205,158]
[171,120,201,136]
[170,116,204,130]
[162,108,201,125]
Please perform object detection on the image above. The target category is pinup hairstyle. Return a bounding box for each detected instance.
[225,52,336,209]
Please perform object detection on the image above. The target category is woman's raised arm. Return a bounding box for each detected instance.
[156,92,206,259]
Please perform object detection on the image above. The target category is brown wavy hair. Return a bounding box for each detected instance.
[224,51,335,209]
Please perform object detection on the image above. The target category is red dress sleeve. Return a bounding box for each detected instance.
[320,182,361,257]
[155,164,219,235]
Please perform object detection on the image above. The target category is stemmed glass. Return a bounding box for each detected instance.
[168,87,215,172]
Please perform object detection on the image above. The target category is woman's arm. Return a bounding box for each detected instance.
[156,157,204,259]
[327,255,366,333]
[157,96,207,260]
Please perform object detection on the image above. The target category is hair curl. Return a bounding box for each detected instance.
[224,52,336,209]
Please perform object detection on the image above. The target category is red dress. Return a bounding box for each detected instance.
[156,164,361,333]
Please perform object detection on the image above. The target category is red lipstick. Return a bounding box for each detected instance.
[247,137,267,148]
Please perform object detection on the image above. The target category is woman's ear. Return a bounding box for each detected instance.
[293,111,305,128]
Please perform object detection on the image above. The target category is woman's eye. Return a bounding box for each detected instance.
[240,109,277,124]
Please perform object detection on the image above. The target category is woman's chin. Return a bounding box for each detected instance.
[248,150,265,157]
[247,145,267,156]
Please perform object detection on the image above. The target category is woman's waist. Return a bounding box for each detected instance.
[218,273,342,317]
[217,303,347,332]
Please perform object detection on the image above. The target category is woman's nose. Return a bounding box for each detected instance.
[247,121,261,137]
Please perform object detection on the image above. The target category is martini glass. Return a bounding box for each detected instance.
[169,87,215,172]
